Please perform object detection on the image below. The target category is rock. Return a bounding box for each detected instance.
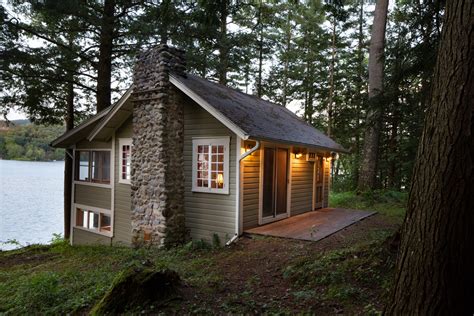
[90,267,181,315]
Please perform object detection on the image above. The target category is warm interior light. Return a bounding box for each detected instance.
[217,173,224,185]
[295,153,303,159]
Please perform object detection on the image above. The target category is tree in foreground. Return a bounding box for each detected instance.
[386,0,474,314]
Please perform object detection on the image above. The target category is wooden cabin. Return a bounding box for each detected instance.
[52,46,347,247]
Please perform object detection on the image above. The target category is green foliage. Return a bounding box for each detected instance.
[0,122,64,160]
[330,190,407,218]
[283,233,396,311]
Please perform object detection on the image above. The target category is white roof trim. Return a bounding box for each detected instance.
[50,108,111,147]
[87,87,134,141]
[170,75,249,140]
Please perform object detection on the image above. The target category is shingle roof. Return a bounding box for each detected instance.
[52,72,348,153]
[171,73,348,153]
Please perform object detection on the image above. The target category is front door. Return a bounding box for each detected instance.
[314,156,324,209]
[262,147,288,222]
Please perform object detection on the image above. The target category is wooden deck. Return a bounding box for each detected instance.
[244,208,376,242]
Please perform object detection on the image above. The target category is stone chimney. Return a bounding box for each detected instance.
[131,45,188,248]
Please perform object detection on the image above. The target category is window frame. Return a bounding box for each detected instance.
[74,149,112,188]
[74,203,113,237]
[192,137,230,195]
[118,138,133,185]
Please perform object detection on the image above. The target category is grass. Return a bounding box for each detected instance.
[0,191,405,314]
[330,190,407,219]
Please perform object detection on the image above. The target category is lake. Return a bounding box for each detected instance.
[0,160,64,250]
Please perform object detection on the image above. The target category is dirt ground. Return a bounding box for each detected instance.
[177,214,400,314]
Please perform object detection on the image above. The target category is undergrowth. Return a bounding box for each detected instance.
[330,190,407,219]
[283,231,397,314]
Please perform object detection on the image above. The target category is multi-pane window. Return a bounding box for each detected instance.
[192,138,229,194]
[119,138,132,184]
[75,150,111,184]
[75,205,112,236]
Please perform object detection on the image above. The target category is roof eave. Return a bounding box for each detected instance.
[50,108,112,148]
[249,135,350,154]
[87,87,134,142]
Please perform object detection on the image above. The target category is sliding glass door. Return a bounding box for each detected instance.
[262,147,289,221]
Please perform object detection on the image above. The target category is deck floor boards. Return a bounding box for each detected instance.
[244,208,376,242]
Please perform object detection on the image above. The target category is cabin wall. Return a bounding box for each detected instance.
[72,139,113,246]
[242,141,260,230]
[113,118,133,245]
[290,157,314,216]
[183,93,236,243]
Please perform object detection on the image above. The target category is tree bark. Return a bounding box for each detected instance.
[63,73,74,240]
[353,0,364,186]
[386,0,474,313]
[218,0,228,85]
[357,0,388,191]
[96,0,115,112]
[327,17,336,138]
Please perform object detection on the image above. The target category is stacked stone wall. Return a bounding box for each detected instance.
[131,45,188,247]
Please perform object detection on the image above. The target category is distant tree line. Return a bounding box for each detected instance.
[0,122,64,161]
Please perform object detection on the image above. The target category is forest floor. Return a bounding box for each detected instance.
[0,191,406,315]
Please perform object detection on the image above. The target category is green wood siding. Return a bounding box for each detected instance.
[290,157,314,215]
[242,143,260,229]
[72,228,111,245]
[183,94,236,243]
[74,184,111,210]
[323,159,330,208]
[113,118,133,246]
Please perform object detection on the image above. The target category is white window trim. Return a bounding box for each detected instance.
[74,203,113,237]
[192,136,230,195]
[118,138,132,184]
[74,148,112,187]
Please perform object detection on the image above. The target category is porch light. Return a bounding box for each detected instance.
[217,173,224,185]
[295,152,303,159]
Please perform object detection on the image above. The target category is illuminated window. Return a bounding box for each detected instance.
[119,138,132,184]
[75,205,112,236]
[192,137,229,194]
[75,150,111,184]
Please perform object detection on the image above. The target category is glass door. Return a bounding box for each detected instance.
[262,147,289,222]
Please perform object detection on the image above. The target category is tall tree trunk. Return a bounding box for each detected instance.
[63,73,74,240]
[386,1,474,313]
[159,0,171,44]
[282,6,291,107]
[327,17,336,138]
[353,0,364,186]
[96,0,115,112]
[357,0,388,191]
[256,6,263,97]
[218,0,228,85]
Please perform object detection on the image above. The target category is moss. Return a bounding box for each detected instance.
[91,266,181,315]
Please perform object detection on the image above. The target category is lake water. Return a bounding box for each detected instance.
[0,160,64,250]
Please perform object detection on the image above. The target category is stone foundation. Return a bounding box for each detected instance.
[131,45,188,248]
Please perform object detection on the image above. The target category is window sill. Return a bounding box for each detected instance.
[118,180,131,185]
[74,181,112,189]
[74,226,113,238]
[191,188,230,195]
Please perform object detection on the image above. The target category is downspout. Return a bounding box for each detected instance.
[226,139,260,246]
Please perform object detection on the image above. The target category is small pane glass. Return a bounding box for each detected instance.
[100,213,111,232]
